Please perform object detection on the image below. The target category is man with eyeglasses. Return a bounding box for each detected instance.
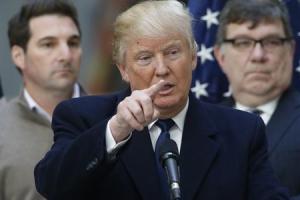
[214,0,300,199]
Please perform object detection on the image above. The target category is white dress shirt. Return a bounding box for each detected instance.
[24,83,81,122]
[235,97,280,125]
[106,99,189,153]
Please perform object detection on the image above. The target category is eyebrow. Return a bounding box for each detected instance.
[132,39,182,55]
[38,34,81,42]
[161,40,182,49]
[228,33,286,39]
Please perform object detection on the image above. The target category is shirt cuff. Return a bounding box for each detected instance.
[105,119,131,153]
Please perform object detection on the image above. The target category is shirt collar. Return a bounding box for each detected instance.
[24,83,80,122]
[148,98,189,131]
[72,83,80,98]
[24,89,51,122]
[235,97,280,117]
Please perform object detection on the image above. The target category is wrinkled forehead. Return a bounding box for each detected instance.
[125,36,189,60]
[225,19,286,38]
[29,15,80,40]
[29,14,79,35]
[132,36,183,49]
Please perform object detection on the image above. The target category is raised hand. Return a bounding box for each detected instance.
[109,80,167,142]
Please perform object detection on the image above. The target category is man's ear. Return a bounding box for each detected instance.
[116,64,129,83]
[11,45,25,71]
[191,50,197,70]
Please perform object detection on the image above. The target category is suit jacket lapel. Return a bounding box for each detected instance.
[121,128,163,200]
[266,89,300,154]
[180,95,220,200]
[112,87,162,199]
[119,92,220,200]
[223,89,300,155]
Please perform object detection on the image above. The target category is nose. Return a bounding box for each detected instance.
[58,43,72,62]
[249,43,267,62]
[155,55,169,76]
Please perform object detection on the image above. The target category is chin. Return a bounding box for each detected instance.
[154,97,173,107]
[154,95,184,109]
[53,79,75,89]
[246,86,272,96]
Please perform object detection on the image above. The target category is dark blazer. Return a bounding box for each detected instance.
[34,90,288,200]
[222,88,300,200]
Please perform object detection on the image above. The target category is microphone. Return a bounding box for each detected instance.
[158,139,181,200]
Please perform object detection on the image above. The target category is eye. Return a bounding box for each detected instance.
[68,38,81,48]
[40,41,55,48]
[170,49,179,55]
[233,39,253,49]
[136,54,152,66]
[263,38,283,47]
[166,47,180,59]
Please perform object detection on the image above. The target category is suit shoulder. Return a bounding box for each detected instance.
[53,91,126,124]
[198,101,264,131]
[0,97,27,118]
[57,91,123,109]
[201,101,254,119]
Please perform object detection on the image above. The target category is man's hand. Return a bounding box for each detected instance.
[109,80,166,142]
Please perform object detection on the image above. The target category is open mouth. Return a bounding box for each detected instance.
[158,82,174,95]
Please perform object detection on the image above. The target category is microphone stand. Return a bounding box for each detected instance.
[159,139,182,200]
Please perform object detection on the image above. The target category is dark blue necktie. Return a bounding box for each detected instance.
[250,109,263,116]
[155,119,175,199]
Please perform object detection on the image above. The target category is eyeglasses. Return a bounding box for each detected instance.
[222,37,292,52]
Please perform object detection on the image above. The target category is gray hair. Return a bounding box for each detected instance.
[113,0,197,65]
[216,0,293,46]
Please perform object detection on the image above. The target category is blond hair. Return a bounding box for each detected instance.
[113,0,197,65]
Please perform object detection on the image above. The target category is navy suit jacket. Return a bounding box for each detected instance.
[34,90,288,200]
[222,88,300,200]
[264,89,300,200]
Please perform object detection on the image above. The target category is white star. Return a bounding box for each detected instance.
[191,80,209,99]
[197,44,214,64]
[298,32,300,37]
[223,87,232,98]
[296,60,300,73]
[201,9,219,29]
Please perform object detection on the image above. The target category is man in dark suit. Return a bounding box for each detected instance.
[35,1,288,199]
[214,0,300,199]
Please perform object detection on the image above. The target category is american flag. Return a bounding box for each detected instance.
[188,0,300,103]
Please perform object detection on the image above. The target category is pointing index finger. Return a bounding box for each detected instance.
[144,80,166,98]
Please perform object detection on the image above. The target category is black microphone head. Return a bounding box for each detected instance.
[158,139,179,164]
